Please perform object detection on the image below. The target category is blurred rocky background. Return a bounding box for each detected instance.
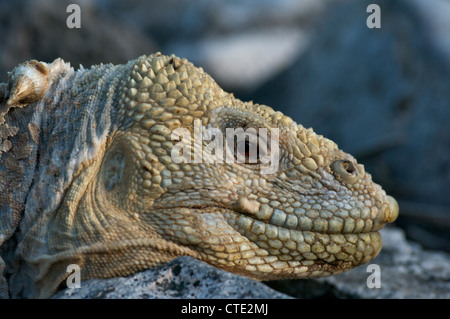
[1,0,449,298]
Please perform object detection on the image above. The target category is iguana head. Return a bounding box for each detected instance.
[94,53,398,279]
[2,53,398,298]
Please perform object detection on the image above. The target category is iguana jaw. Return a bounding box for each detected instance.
[145,198,389,280]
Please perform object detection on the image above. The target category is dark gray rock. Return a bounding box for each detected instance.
[52,256,291,299]
[0,0,156,81]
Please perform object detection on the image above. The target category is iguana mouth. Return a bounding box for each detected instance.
[224,210,384,269]
[230,195,398,235]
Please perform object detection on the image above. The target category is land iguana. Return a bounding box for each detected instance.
[0,53,398,298]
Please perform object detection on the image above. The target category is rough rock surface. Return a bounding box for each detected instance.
[53,256,291,299]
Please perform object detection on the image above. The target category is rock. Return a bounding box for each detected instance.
[0,0,156,81]
[53,256,291,299]
[249,0,450,252]
[267,227,450,298]
[409,0,450,66]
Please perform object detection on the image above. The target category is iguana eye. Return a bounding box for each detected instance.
[230,129,267,165]
[216,110,273,167]
[235,138,260,164]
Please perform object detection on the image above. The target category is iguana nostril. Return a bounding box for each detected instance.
[331,159,358,184]
[342,161,356,174]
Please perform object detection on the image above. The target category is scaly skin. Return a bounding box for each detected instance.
[0,53,398,298]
